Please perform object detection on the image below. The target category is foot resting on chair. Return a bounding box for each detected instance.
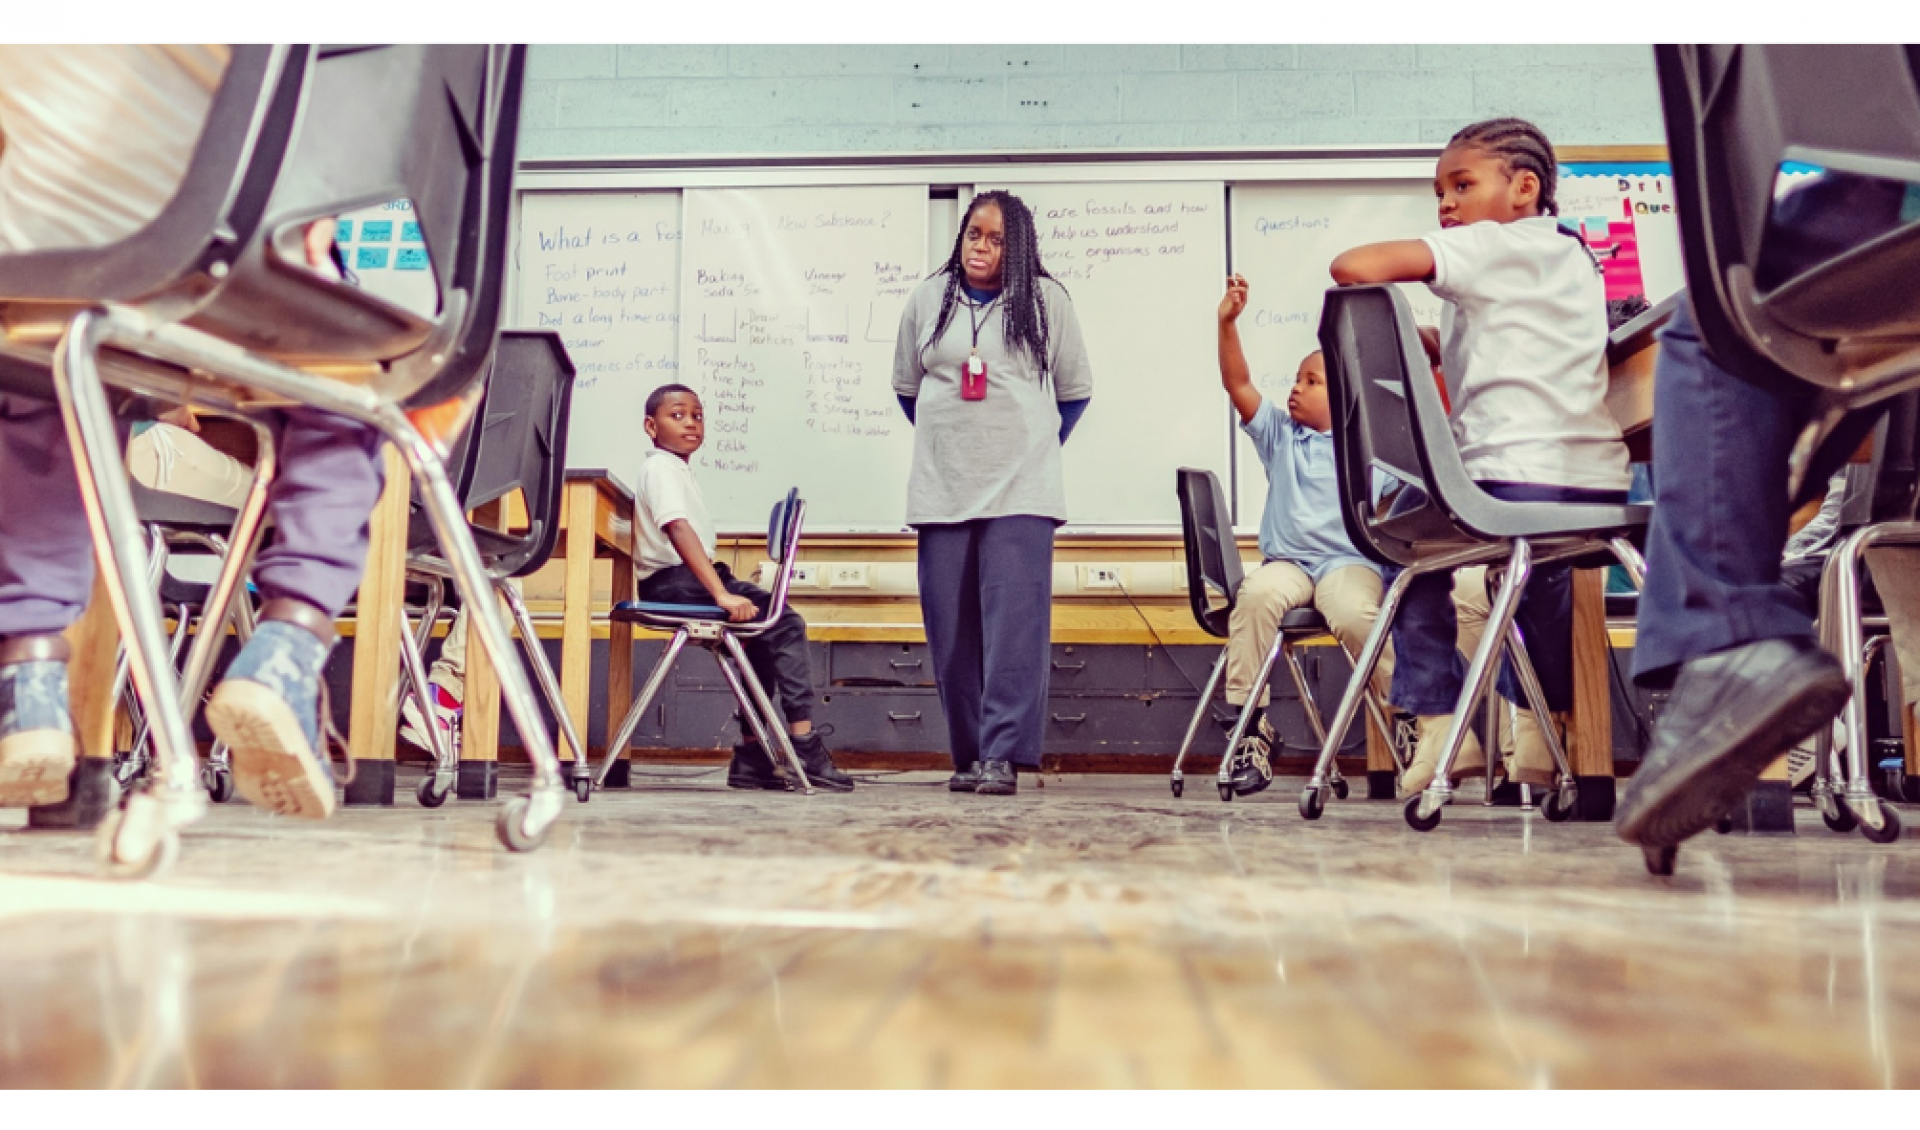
[1615,637,1848,851]
[208,600,339,820]
[0,636,76,808]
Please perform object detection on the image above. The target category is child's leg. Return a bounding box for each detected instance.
[918,523,985,772]
[722,569,817,736]
[1227,561,1315,711]
[1311,563,1393,699]
[1499,563,1574,713]
[1389,569,1467,716]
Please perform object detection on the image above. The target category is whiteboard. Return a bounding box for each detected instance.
[1227,181,1444,530]
[677,185,928,530]
[986,181,1230,527]
[515,191,682,487]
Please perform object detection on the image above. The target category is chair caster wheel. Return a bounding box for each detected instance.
[1331,778,1350,801]
[1299,787,1325,821]
[1544,787,1578,823]
[496,797,550,852]
[1643,844,1678,876]
[573,778,591,803]
[95,802,181,880]
[1404,796,1442,832]
[417,776,450,808]
[1170,778,1183,798]
[1822,802,1859,833]
[1714,816,1734,834]
[1218,782,1233,802]
[202,767,234,804]
[1861,801,1903,845]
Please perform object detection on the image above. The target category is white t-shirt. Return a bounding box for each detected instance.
[0,45,229,252]
[1420,216,1629,492]
[634,448,717,582]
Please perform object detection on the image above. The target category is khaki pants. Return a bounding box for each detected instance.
[1227,562,1393,707]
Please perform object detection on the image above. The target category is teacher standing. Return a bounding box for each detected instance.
[892,190,1093,797]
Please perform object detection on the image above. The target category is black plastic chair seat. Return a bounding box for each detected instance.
[610,599,730,626]
[1280,607,1330,634]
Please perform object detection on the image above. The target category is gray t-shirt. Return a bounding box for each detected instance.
[891,274,1093,526]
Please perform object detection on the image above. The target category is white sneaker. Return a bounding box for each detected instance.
[400,682,463,755]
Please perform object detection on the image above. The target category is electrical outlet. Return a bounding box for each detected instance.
[1077,564,1128,591]
[789,563,820,589]
[827,562,874,590]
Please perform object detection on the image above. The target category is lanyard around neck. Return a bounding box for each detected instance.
[965,293,997,356]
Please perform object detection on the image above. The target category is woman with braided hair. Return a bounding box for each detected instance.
[1328,117,1631,798]
[892,190,1093,797]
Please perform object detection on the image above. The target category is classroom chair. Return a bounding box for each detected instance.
[1167,467,1401,802]
[594,490,816,794]
[399,330,591,807]
[1306,285,1651,833]
[0,45,570,874]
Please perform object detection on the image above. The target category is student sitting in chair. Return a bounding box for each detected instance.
[632,384,852,792]
[1330,117,1632,795]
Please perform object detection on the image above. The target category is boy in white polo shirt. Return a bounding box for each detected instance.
[1331,117,1631,795]
[633,384,852,792]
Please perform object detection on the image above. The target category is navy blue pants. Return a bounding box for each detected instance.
[1631,301,1879,687]
[1389,482,1625,716]
[917,516,1056,770]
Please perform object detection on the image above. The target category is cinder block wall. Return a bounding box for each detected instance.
[521,45,1663,159]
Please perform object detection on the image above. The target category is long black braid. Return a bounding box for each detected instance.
[924,190,1058,382]
[1448,117,1602,273]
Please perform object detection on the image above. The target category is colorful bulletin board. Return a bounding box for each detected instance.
[333,198,439,317]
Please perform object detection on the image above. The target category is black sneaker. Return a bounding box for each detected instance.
[1228,730,1274,797]
[1616,637,1849,851]
[792,730,854,792]
[948,763,982,792]
[726,739,788,791]
[975,759,1017,795]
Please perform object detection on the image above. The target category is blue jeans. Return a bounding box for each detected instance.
[1630,300,1879,686]
[1388,482,1627,717]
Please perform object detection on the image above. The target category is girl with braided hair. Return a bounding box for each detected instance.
[891,190,1093,797]
[1328,117,1630,800]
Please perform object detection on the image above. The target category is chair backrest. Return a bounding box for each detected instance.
[1320,285,1649,558]
[1174,467,1241,638]
[181,44,526,410]
[0,45,310,399]
[1656,44,1920,403]
[406,330,574,578]
[1868,391,1920,524]
[762,490,807,620]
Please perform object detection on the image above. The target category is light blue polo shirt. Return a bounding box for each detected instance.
[1243,397,1378,581]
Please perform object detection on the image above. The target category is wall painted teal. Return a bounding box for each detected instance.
[522,45,1663,160]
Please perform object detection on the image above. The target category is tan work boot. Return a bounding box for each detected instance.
[1505,709,1568,789]
[1399,714,1486,797]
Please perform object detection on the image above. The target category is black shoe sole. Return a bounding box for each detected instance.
[974,782,1017,795]
[948,780,978,793]
[727,774,790,791]
[804,774,856,793]
[1231,774,1273,797]
[1616,662,1848,848]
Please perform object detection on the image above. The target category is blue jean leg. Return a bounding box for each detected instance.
[250,408,388,619]
[1388,560,1574,716]
[0,395,129,637]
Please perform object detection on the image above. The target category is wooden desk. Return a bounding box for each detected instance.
[459,469,636,780]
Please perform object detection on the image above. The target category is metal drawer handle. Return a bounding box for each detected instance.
[1051,713,1088,724]
[1052,660,1086,672]
[887,711,923,722]
[888,659,924,670]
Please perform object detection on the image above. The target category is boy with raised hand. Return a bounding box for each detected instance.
[631,384,853,792]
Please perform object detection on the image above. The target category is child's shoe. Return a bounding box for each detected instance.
[726,736,788,790]
[1505,709,1566,789]
[400,681,463,755]
[1226,713,1278,797]
[0,639,76,808]
[1400,713,1486,797]
[207,607,338,820]
[792,728,854,792]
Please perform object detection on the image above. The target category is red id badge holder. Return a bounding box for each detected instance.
[962,355,988,401]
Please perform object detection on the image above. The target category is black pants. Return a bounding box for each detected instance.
[639,562,815,728]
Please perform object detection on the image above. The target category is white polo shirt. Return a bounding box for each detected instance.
[1420,216,1629,492]
[633,447,718,581]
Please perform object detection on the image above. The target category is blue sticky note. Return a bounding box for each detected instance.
[360,220,394,242]
[401,222,423,242]
[355,247,391,270]
[335,220,353,244]
[394,246,429,271]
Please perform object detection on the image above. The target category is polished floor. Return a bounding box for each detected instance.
[0,769,1915,1088]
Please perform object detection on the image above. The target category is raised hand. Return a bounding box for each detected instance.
[1218,274,1250,324]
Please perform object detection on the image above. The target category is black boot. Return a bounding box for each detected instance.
[975,759,1017,796]
[726,738,787,791]
[1616,637,1848,849]
[947,763,982,792]
[791,729,854,792]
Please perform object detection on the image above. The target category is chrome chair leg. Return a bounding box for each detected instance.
[1285,641,1342,797]
[398,602,456,807]
[1303,560,1423,815]
[173,418,275,719]
[1218,634,1288,801]
[595,631,689,788]
[710,645,804,793]
[1503,621,1580,822]
[378,405,565,852]
[721,631,813,794]
[1169,650,1227,798]
[498,579,593,802]
[53,309,204,876]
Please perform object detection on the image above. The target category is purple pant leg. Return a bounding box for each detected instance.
[250,408,387,620]
[0,395,115,638]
